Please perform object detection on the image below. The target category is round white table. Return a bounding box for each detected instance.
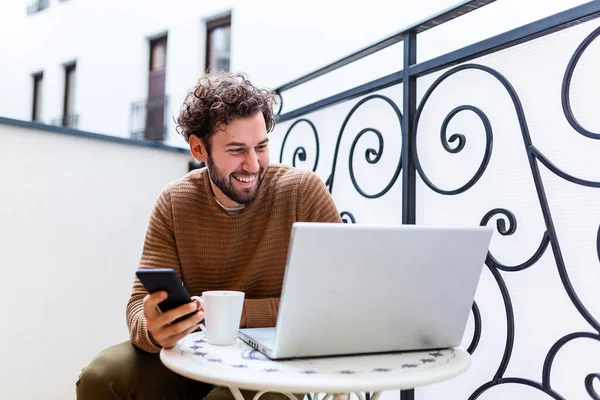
[161,332,470,400]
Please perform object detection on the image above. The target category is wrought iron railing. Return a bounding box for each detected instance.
[26,0,49,15]
[273,1,600,399]
[130,95,169,141]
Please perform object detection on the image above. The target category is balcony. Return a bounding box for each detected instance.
[51,114,79,129]
[130,95,169,141]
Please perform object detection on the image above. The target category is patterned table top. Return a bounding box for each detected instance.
[160,332,470,393]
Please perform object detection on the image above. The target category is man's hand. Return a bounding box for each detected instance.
[143,291,204,349]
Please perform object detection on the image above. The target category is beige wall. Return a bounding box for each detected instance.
[0,121,191,399]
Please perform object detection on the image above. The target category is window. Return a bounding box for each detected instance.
[205,14,231,73]
[31,72,43,121]
[145,35,168,140]
[62,62,77,128]
[150,36,167,72]
[130,33,170,141]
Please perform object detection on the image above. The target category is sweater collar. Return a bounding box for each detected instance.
[201,165,272,217]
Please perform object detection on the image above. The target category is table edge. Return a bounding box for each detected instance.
[160,346,471,393]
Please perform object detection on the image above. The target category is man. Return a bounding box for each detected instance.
[76,72,342,399]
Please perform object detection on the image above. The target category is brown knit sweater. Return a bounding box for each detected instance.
[127,163,342,352]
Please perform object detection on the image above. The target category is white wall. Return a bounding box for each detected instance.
[0,121,191,400]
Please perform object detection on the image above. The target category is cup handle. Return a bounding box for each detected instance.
[191,296,207,337]
[191,295,204,310]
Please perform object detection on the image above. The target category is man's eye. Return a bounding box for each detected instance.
[256,145,268,151]
[229,148,243,153]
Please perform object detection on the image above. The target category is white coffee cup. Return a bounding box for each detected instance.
[197,290,245,345]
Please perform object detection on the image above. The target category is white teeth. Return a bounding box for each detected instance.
[234,175,256,183]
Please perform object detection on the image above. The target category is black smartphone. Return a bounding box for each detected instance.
[135,268,196,323]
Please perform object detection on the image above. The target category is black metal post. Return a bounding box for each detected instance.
[400,389,415,400]
[401,30,417,225]
[400,29,417,400]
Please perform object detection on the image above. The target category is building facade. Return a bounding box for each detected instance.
[0,0,588,148]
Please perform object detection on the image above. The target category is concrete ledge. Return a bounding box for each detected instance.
[0,116,188,154]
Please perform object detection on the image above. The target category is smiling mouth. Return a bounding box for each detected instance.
[232,174,257,183]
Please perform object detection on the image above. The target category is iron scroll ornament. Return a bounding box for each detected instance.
[327,94,403,199]
[482,208,551,272]
[279,94,403,223]
[277,27,600,397]
[340,211,356,224]
[413,102,493,195]
[561,25,600,140]
[279,118,320,172]
[597,225,600,265]
[277,118,357,223]
[275,92,284,116]
[411,57,600,398]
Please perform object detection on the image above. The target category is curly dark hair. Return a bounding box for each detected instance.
[176,72,278,148]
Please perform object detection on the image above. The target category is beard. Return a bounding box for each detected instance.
[206,154,266,205]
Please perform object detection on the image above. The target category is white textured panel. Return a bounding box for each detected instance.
[272,84,404,225]
[418,20,600,400]
[272,18,600,400]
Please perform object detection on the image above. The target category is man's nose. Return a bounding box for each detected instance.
[244,150,260,173]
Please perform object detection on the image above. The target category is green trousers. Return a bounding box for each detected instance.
[76,341,297,400]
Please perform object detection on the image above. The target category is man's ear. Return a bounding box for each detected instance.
[189,135,208,163]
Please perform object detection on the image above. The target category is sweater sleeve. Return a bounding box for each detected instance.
[126,189,181,353]
[298,171,343,223]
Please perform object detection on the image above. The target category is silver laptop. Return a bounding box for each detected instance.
[238,222,493,359]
